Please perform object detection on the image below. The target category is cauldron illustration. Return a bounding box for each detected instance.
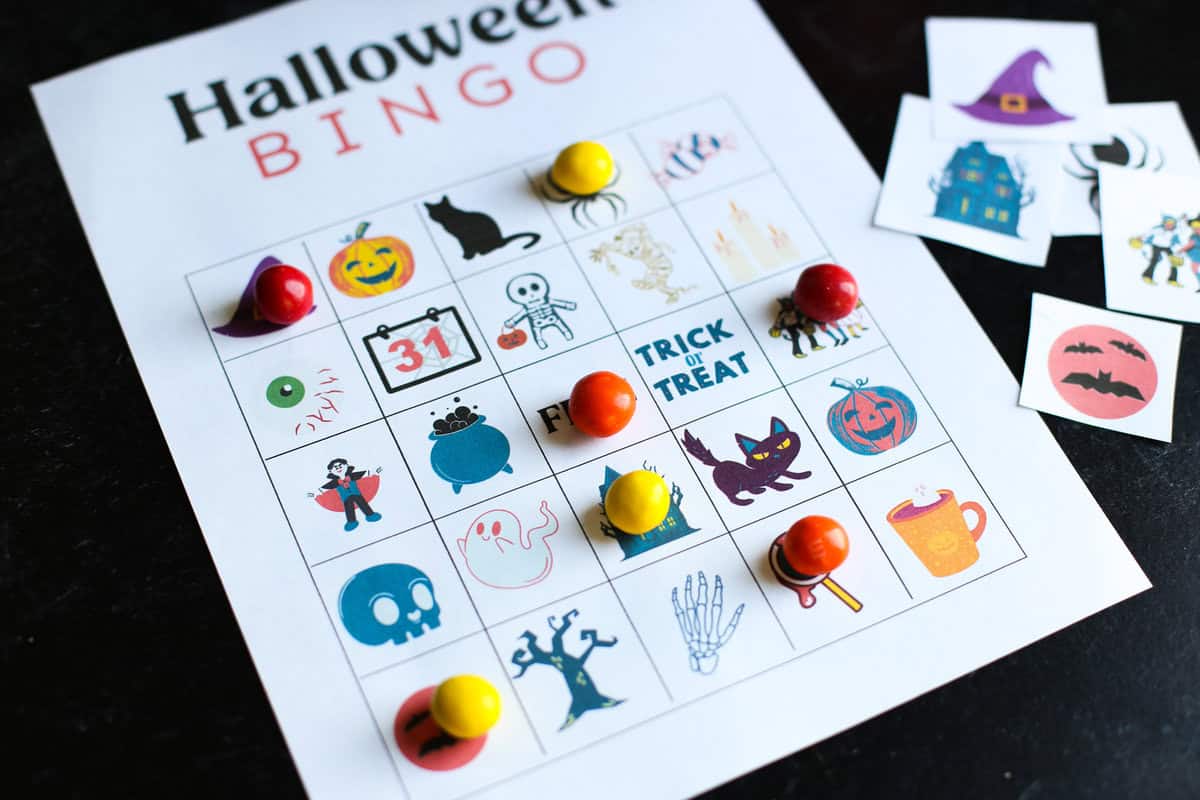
[428,411,513,494]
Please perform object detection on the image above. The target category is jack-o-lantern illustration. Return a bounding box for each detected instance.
[328,221,415,298]
[826,377,918,455]
[496,328,528,350]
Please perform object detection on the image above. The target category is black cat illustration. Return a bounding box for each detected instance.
[681,417,812,506]
[424,195,541,259]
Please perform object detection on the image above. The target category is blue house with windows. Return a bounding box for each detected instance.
[932,141,1025,237]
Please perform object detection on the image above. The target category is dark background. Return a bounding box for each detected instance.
[3,1,1196,797]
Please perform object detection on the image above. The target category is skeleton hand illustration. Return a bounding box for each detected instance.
[671,571,743,675]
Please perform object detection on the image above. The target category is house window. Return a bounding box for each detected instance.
[960,197,970,215]
[984,207,996,219]
[995,185,1010,198]
[963,169,981,182]
[997,172,1009,182]
[998,210,1010,222]
[968,157,982,167]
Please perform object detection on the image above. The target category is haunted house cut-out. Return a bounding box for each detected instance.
[598,466,698,559]
[930,141,1034,237]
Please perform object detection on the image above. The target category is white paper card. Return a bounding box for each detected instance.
[875,95,1063,266]
[927,17,1107,144]
[1055,102,1200,236]
[1020,293,1181,442]
[31,3,1148,799]
[1100,165,1200,323]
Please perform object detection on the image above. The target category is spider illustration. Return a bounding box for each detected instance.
[1064,130,1164,215]
[541,165,628,228]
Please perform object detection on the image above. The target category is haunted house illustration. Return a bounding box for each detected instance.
[598,466,697,559]
[931,141,1033,237]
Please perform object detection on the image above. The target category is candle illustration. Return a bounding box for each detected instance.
[729,201,779,269]
[767,223,801,263]
[714,229,756,282]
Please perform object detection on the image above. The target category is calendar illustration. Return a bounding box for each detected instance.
[362,306,481,394]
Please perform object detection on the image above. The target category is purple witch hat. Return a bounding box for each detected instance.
[954,49,1074,126]
[212,256,317,337]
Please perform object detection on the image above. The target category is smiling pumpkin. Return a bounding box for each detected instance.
[328,221,415,298]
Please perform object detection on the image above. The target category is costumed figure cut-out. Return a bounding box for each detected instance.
[1129,215,1186,286]
[312,458,383,532]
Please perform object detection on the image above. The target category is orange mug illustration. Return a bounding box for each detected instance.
[885,488,986,577]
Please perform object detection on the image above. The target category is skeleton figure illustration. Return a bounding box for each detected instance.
[589,222,696,304]
[671,571,743,675]
[503,272,577,349]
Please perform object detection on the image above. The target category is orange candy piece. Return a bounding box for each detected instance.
[569,371,636,437]
[782,515,850,575]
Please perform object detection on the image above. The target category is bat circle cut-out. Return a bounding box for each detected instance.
[1048,325,1157,419]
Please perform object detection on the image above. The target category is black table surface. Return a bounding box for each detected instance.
[4,1,1197,797]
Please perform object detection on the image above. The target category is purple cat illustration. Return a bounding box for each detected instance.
[681,417,812,506]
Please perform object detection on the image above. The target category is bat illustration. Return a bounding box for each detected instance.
[1108,339,1147,361]
[418,732,459,757]
[1060,370,1145,400]
[1063,341,1103,354]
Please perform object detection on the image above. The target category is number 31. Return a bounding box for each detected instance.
[387,325,451,372]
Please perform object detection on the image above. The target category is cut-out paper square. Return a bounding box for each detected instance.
[1055,102,1200,237]
[875,95,1063,266]
[1019,293,1181,442]
[927,17,1108,144]
[1100,166,1200,324]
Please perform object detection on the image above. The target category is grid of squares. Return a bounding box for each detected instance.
[186,96,1027,799]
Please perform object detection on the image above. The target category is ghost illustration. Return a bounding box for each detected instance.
[457,501,559,589]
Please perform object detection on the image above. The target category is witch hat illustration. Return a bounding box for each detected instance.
[212,255,317,337]
[954,49,1074,126]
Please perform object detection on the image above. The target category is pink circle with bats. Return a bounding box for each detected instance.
[1048,325,1157,419]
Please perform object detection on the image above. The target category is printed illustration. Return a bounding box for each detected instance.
[362,306,482,394]
[328,221,415,298]
[599,465,698,559]
[713,201,799,280]
[769,296,869,359]
[1048,325,1158,418]
[502,272,577,350]
[457,501,559,589]
[1179,215,1200,290]
[826,378,918,455]
[428,399,513,494]
[512,609,623,730]
[310,458,382,532]
[1129,214,1190,287]
[670,571,743,675]
[338,562,440,645]
[542,163,627,228]
[394,685,486,771]
[886,485,987,577]
[266,368,343,436]
[954,49,1074,126]
[589,222,696,304]
[768,533,862,612]
[212,255,317,337]
[653,131,735,186]
[424,195,541,260]
[1065,131,1164,215]
[681,417,812,506]
[930,142,1035,236]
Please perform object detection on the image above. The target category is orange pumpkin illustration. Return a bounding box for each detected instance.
[496,328,528,350]
[328,221,414,298]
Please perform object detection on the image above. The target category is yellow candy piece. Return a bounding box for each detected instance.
[550,141,615,196]
[605,469,670,535]
[430,675,501,739]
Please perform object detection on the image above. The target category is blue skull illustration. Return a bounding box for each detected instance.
[338,563,441,646]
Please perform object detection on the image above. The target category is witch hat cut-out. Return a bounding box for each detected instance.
[212,256,318,337]
[954,49,1074,126]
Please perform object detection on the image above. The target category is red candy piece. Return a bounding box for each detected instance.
[782,515,850,575]
[254,264,314,326]
[569,371,637,437]
[792,263,859,323]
